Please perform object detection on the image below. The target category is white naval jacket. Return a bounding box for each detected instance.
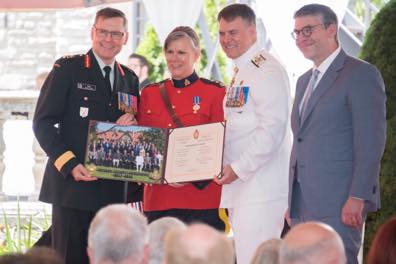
[222,42,292,208]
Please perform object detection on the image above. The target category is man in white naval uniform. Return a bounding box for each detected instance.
[215,4,291,264]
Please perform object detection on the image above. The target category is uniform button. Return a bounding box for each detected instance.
[177,90,181,94]
[172,105,175,109]
[297,138,302,142]
[108,103,112,106]
[147,109,151,114]
[168,123,172,127]
[84,97,88,101]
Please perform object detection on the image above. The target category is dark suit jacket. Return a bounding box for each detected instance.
[289,49,386,218]
[33,49,140,211]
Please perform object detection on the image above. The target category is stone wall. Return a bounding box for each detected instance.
[0,8,97,91]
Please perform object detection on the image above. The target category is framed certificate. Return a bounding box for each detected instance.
[84,120,225,184]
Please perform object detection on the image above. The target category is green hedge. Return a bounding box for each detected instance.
[359,0,396,261]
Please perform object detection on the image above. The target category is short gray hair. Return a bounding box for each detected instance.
[294,4,338,29]
[88,204,148,264]
[148,217,187,264]
[165,223,235,264]
[251,238,282,264]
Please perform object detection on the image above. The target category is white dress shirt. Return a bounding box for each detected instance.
[93,51,115,90]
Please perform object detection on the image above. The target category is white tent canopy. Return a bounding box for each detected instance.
[142,0,203,44]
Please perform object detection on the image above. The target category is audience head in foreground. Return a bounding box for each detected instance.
[87,204,148,264]
[164,223,235,264]
[0,247,62,264]
[148,217,187,264]
[367,217,396,264]
[250,238,282,264]
[280,222,346,264]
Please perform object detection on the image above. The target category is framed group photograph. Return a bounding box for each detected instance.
[84,120,226,184]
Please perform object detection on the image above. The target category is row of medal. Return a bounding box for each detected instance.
[226,86,250,108]
[117,89,249,114]
[118,92,138,114]
[118,92,202,115]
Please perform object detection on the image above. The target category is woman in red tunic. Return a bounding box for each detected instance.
[137,26,226,230]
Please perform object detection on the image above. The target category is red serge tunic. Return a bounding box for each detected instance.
[137,73,225,211]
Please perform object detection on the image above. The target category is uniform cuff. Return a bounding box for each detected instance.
[230,163,245,182]
[54,151,79,177]
[60,158,80,178]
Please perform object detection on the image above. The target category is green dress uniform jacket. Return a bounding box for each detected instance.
[33,49,140,212]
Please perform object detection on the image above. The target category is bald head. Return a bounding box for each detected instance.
[280,222,346,264]
[164,223,235,264]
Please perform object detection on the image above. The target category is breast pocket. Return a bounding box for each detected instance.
[68,90,95,119]
[140,106,167,127]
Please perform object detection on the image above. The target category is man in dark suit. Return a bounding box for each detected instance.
[33,7,139,264]
[286,4,386,264]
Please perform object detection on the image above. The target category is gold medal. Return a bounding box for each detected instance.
[193,104,200,111]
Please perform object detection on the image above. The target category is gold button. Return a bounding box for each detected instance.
[177,90,181,94]
[168,123,172,127]
[147,110,151,114]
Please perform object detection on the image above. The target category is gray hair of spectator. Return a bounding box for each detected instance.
[250,238,282,264]
[148,217,187,264]
[294,4,338,29]
[217,3,256,26]
[279,225,346,264]
[164,223,235,264]
[94,7,128,29]
[88,204,148,264]
[164,26,200,52]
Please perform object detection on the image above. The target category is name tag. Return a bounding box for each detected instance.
[77,82,96,91]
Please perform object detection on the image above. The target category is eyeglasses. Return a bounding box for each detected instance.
[93,26,125,40]
[291,24,324,40]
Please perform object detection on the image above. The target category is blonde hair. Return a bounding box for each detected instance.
[164,26,200,51]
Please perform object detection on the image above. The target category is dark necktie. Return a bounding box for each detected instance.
[103,66,112,94]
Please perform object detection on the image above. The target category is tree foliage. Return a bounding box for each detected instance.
[359,0,396,261]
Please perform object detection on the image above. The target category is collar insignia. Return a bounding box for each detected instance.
[84,54,91,69]
[117,62,125,77]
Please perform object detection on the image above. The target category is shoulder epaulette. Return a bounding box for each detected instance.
[54,54,85,68]
[200,78,225,88]
[61,54,84,60]
[251,53,266,68]
[143,79,165,90]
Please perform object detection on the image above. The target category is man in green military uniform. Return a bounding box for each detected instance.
[33,7,139,264]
